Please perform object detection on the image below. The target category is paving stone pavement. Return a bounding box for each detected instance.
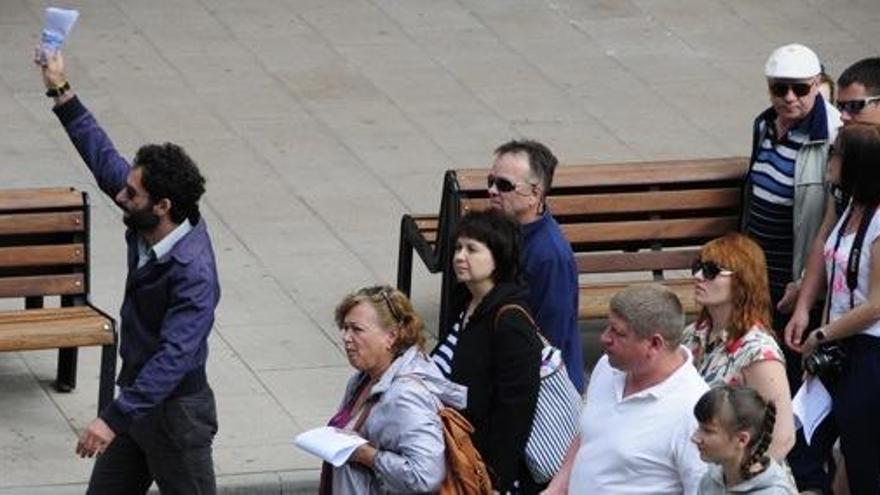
[1,0,879,492]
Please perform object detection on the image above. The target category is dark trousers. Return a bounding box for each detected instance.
[87,387,218,495]
[833,335,880,494]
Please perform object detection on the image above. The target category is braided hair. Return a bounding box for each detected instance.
[694,385,776,480]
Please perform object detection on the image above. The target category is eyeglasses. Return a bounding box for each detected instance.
[487,174,536,193]
[769,81,813,98]
[691,260,734,280]
[835,95,880,115]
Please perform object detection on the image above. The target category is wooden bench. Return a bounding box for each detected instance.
[0,188,116,413]
[397,157,749,334]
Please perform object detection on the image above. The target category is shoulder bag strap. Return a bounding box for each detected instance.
[494,303,550,347]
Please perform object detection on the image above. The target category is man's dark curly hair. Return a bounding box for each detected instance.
[134,143,206,224]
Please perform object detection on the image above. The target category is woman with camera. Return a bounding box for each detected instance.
[682,232,795,462]
[795,124,880,494]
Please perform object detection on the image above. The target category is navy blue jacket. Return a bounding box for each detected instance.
[55,96,221,433]
[521,210,585,393]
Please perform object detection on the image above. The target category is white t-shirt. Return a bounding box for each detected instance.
[824,206,880,337]
[567,347,709,495]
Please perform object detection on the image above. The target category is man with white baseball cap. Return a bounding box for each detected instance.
[740,43,842,494]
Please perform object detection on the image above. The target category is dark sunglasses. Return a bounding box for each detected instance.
[768,81,812,98]
[691,260,734,280]
[835,95,880,115]
[487,174,519,193]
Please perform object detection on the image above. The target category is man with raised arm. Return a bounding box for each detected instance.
[37,50,220,495]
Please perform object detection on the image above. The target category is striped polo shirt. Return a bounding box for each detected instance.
[746,99,828,295]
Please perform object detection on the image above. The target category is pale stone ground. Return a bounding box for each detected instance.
[1,0,879,492]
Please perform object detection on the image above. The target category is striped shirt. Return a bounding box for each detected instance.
[746,120,809,293]
[432,312,464,378]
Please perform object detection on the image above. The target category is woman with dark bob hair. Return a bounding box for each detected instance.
[794,124,880,494]
[320,285,467,494]
[431,209,542,493]
[681,232,795,462]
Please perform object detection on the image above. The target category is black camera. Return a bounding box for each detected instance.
[804,344,847,386]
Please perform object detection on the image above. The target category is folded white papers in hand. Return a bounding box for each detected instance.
[792,376,832,446]
[294,427,368,467]
[40,7,80,60]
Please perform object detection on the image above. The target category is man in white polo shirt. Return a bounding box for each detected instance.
[544,284,709,495]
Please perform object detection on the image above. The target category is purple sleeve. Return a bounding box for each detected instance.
[53,96,130,201]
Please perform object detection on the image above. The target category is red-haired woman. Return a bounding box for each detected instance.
[682,232,795,462]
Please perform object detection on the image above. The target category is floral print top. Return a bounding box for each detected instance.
[681,321,785,386]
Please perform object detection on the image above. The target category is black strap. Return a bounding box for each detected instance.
[828,204,878,317]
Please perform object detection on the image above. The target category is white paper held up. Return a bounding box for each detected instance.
[792,376,832,445]
[294,427,368,467]
[40,7,80,60]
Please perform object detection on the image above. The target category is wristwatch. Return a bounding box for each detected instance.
[814,327,827,342]
[45,81,70,98]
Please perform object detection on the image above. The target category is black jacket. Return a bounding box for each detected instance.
[441,282,542,493]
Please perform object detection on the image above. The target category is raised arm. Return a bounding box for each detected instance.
[37,50,130,200]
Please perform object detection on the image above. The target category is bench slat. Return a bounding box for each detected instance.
[0,188,83,212]
[462,188,741,216]
[0,212,85,235]
[577,249,700,273]
[0,244,85,268]
[563,217,739,244]
[414,218,438,231]
[0,306,113,351]
[0,274,85,298]
[580,279,698,319]
[456,157,748,191]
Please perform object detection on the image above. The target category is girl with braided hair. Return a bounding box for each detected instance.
[691,385,797,494]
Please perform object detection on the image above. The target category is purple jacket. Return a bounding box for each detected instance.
[55,97,220,433]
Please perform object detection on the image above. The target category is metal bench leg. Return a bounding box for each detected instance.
[97,341,117,414]
[397,232,414,296]
[55,347,78,392]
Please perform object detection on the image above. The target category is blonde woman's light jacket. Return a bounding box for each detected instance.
[332,345,467,494]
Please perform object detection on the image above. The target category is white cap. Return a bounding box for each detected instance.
[765,44,821,79]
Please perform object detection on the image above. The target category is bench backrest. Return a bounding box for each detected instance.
[0,188,91,305]
[455,157,749,280]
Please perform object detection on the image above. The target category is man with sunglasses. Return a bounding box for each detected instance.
[743,43,842,495]
[487,139,585,393]
[743,43,841,367]
[837,57,880,126]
